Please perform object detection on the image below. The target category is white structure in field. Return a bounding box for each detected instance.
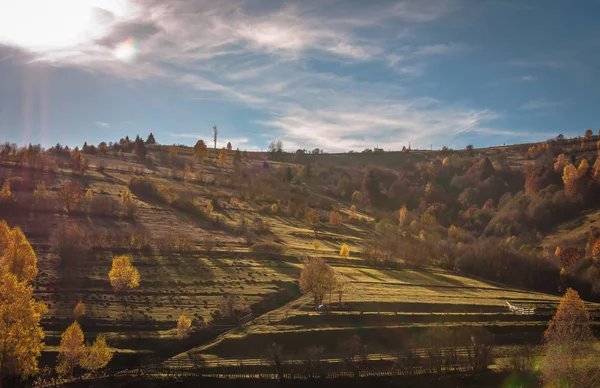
[506,302,535,315]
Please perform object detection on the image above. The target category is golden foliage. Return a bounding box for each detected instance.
[85,189,93,202]
[0,273,46,379]
[206,202,214,214]
[177,313,192,339]
[339,243,350,258]
[554,153,568,173]
[0,180,13,201]
[2,225,38,283]
[593,158,600,182]
[329,211,342,226]
[442,157,449,166]
[399,205,408,227]
[108,255,140,292]
[169,144,178,156]
[312,240,320,251]
[73,300,86,321]
[351,190,363,203]
[57,321,85,376]
[349,205,357,219]
[218,148,228,167]
[299,257,334,306]
[562,163,579,196]
[592,240,600,259]
[271,203,278,213]
[578,159,590,176]
[555,246,562,257]
[81,335,112,372]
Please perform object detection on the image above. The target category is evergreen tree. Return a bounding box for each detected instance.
[145,132,156,145]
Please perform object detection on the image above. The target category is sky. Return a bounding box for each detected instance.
[0,0,599,152]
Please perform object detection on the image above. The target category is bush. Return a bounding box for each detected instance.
[157,234,194,253]
[250,242,285,255]
[128,177,166,203]
[171,197,209,221]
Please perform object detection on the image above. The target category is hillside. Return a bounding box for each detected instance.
[1,131,600,378]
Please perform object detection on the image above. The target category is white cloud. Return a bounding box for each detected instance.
[521,75,537,82]
[93,121,110,127]
[414,43,467,56]
[519,99,561,110]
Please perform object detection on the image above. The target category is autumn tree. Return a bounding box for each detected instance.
[351,190,363,204]
[57,321,85,376]
[541,288,598,387]
[399,205,408,227]
[562,163,579,197]
[329,210,342,226]
[271,203,278,213]
[593,240,600,259]
[554,153,568,173]
[169,144,178,157]
[560,247,581,269]
[73,300,85,321]
[33,181,48,208]
[312,241,320,251]
[1,226,38,283]
[339,243,350,258]
[306,209,321,237]
[183,164,191,182]
[108,255,140,292]
[334,274,349,305]
[578,159,590,176]
[299,257,334,306]
[193,140,208,179]
[177,313,192,339]
[0,180,12,202]
[81,335,112,373]
[122,188,136,217]
[218,148,228,167]
[58,180,82,212]
[349,205,357,219]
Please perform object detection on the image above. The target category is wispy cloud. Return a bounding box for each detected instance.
[519,99,561,110]
[508,59,569,69]
[0,0,512,151]
[521,75,537,82]
[93,121,110,127]
[414,43,467,56]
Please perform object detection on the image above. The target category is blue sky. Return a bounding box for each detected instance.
[0,0,599,152]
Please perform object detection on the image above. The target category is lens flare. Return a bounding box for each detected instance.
[113,37,138,62]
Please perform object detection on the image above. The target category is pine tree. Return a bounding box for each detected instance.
[145,132,156,145]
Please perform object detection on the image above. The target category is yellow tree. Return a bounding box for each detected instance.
[542,288,596,387]
[578,159,590,176]
[0,273,46,381]
[339,243,350,258]
[562,163,579,197]
[73,300,86,321]
[3,226,38,283]
[183,165,191,182]
[177,313,192,339]
[193,140,208,180]
[33,181,48,208]
[312,241,320,251]
[271,203,278,213]
[399,205,408,227]
[0,180,12,201]
[218,148,228,167]
[81,335,112,373]
[329,211,342,226]
[349,205,357,219]
[169,144,178,157]
[121,188,135,218]
[299,257,334,306]
[56,322,85,377]
[108,255,140,292]
[554,153,568,173]
[593,158,600,182]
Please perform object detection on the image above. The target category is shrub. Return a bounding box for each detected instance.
[158,234,195,253]
[201,236,216,252]
[250,242,285,255]
[128,177,166,203]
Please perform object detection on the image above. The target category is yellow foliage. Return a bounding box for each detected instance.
[349,205,357,219]
[562,163,579,196]
[206,202,214,214]
[592,240,600,259]
[0,273,46,379]
[0,180,12,201]
[85,189,93,201]
[218,148,228,167]
[73,300,86,321]
[271,203,278,213]
[351,190,363,203]
[399,205,408,227]
[339,243,350,258]
[578,159,590,176]
[177,313,192,339]
[81,335,112,372]
[312,240,320,251]
[108,255,140,292]
[3,226,38,283]
[33,181,48,205]
[57,321,85,376]
[555,246,562,257]
[329,211,343,226]
[442,157,449,166]
[554,154,568,173]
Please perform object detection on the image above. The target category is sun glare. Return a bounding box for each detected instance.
[113,37,138,62]
[0,0,134,51]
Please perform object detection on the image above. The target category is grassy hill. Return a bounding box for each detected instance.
[1,133,600,376]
